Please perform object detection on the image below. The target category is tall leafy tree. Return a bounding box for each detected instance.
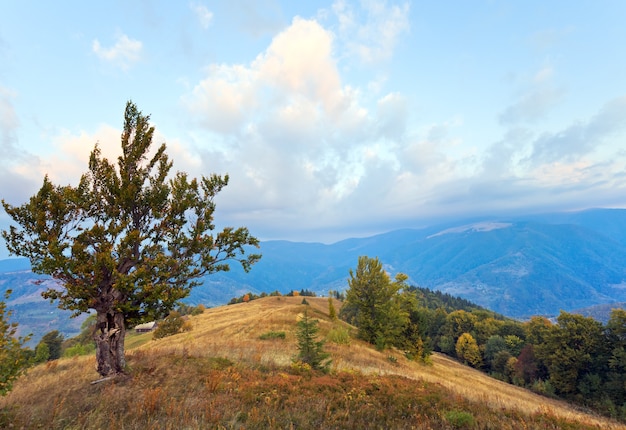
[455,332,482,368]
[2,101,261,377]
[0,291,30,395]
[442,310,478,343]
[402,304,432,360]
[341,256,409,349]
[538,312,606,396]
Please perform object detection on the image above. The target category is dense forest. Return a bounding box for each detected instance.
[335,256,626,421]
[412,294,626,419]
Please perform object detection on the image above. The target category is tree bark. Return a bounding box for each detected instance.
[94,310,126,377]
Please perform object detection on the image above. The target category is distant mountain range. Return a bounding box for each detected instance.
[2,208,626,342]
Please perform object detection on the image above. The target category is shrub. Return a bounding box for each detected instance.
[531,379,556,397]
[259,331,286,340]
[34,342,50,364]
[327,326,351,345]
[63,343,95,357]
[444,410,475,428]
[153,312,185,340]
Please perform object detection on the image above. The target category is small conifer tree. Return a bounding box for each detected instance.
[328,296,337,320]
[295,309,331,372]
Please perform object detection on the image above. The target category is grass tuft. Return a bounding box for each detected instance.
[259,330,286,340]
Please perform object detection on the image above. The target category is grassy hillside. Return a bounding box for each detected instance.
[1,297,624,429]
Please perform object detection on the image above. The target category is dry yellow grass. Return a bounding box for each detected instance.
[2,296,624,429]
[137,296,624,428]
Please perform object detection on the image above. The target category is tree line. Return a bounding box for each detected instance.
[228,289,317,305]
[341,255,626,421]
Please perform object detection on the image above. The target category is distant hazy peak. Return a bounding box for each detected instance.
[427,222,512,239]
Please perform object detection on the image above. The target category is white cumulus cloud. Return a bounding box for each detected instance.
[92,33,143,71]
[181,16,419,236]
[331,0,410,64]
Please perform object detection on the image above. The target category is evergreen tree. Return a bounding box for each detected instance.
[295,309,330,372]
[341,256,409,349]
[328,296,337,320]
[2,101,261,377]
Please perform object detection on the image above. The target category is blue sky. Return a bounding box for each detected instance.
[1,1,626,257]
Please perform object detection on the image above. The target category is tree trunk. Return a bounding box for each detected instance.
[94,310,126,377]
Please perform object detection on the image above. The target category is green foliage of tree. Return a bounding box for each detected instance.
[484,335,508,364]
[328,296,337,320]
[175,303,206,316]
[406,285,488,313]
[455,332,482,368]
[402,304,433,361]
[497,320,527,340]
[153,311,187,340]
[0,291,30,395]
[38,330,64,361]
[473,317,503,345]
[443,310,478,342]
[34,342,50,363]
[437,335,456,356]
[1,101,260,377]
[524,316,552,346]
[604,309,626,406]
[504,335,524,357]
[61,314,96,357]
[341,256,410,349]
[299,289,317,297]
[492,350,513,379]
[538,312,606,396]
[295,309,330,372]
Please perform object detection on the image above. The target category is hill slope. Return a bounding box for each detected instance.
[1,297,622,429]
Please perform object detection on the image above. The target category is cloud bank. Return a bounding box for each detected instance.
[2,1,626,248]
